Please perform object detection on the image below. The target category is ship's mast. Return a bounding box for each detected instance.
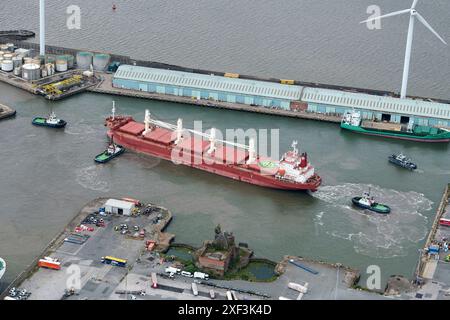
[247,138,256,164]
[143,109,151,134]
[208,128,217,154]
[142,113,253,152]
[111,101,116,120]
[175,118,183,145]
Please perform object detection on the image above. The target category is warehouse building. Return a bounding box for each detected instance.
[112,65,450,128]
[104,199,135,216]
[112,65,303,109]
[302,87,450,127]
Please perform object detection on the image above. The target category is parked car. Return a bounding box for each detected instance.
[181,271,194,278]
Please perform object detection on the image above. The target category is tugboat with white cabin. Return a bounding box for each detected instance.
[32,111,67,128]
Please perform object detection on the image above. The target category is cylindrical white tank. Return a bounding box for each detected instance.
[13,66,22,76]
[22,63,41,81]
[6,43,15,52]
[12,56,22,68]
[46,63,55,76]
[32,57,42,66]
[0,44,8,51]
[3,53,14,60]
[76,51,93,69]
[1,60,14,72]
[55,59,68,72]
[93,53,110,71]
[41,68,48,78]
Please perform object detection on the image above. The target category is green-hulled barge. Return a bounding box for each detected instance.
[341,111,450,143]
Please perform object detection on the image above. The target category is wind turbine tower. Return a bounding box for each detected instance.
[40,0,45,56]
[361,0,447,99]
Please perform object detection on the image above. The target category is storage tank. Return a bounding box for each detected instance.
[22,63,41,81]
[41,67,48,78]
[1,60,14,72]
[45,54,56,65]
[76,51,93,69]
[3,53,14,60]
[0,44,8,51]
[32,56,43,66]
[12,56,22,68]
[55,59,68,72]
[6,43,15,52]
[15,48,30,57]
[93,53,110,71]
[64,54,74,68]
[13,66,22,76]
[46,63,55,76]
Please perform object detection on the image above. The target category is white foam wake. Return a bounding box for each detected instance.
[75,165,110,192]
[312,183,432,258]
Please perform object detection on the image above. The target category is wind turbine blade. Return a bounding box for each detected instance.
[416,13,448,45]
[412,0,419,9]
[360,9,411,24]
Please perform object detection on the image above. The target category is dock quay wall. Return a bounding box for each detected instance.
[415,184,450,280]
[89,73,342,123]
[13,41,450,105]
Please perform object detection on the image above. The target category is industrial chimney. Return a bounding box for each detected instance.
[39,0,45,56]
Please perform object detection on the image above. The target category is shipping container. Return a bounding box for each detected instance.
[281,79,295,85]
[224,72,239,78]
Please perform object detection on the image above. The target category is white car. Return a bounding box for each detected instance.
[181,271,193,278]
[165,266,181,274]
[194,271,209,280]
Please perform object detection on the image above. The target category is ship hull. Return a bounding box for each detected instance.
[107,129,321,191]
[341,123,450,143]
[0,257,6,281]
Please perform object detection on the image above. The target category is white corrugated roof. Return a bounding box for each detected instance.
[114,65,303,100]
[302,87,450,120]
[105,199,135,209]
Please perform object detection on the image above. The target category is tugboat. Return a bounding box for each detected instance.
[0,257,6,282]
[388,153,417,170]
[94,139,125,163]
[352,191,391,214]
[32,111,67,128]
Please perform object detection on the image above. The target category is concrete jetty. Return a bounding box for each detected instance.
[0,103,16,120]
[0,197,174,300]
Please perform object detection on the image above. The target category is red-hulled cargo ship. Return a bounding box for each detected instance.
[105,106,321,191]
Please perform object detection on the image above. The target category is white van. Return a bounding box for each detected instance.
[193,271,209,280]
[181,271,194,278]
[165,266,181,274]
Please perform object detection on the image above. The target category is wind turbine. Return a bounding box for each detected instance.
[361,0,447,99]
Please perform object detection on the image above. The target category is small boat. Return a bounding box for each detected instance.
[351,191,391,214]
[0,257,6,281]
[388,153,417,170]
[32,112,67,128]
[94,142,124,163]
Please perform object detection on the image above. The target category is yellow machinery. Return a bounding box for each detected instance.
[40,75,83,96]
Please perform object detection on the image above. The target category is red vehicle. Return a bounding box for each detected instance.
[439,218,450,227]
[38,257,61,270]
